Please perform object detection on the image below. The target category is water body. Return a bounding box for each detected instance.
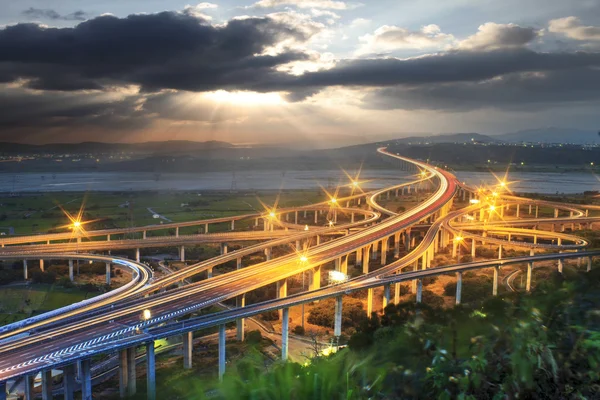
[0,170,597,194]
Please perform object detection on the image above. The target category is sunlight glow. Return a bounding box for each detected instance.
[203,90,284,105]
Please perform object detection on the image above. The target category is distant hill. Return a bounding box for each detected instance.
[390,132,499,144]
[0,140,233,154]
[493,128,600,144]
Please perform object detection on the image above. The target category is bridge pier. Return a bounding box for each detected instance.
[180,246,185,261]
[220,243,228,255]
[237,294,246,341]
[362,245,371,274]
[471,240,476,258]
[136,248,140,262]
[371,241,378,260]
[404,230,411,251]
[63,363,76,400]
[23,259,28,280]
[81,359,92,400]
[39,259,44,272]
[367,288,373,316]
[558,256,564,274]
[588,256,593,272]
[455,272,462,305]
[143,230,147,239]
[498,245,503,260]
[207,268,213,279]
[265,247,272,261]
[394,282,400,304]
[146,341,156,400]
[277,279,288,319]
[41,370,52,400]
[334,296,342,337]
[294,211,298,225]
[526,262,533,292]
[24,375,34,400]
[516,204,520,218]
[281,308,289,360]
[309,267,321,291]
[340,255,348,275]
[383,284,391,309]
[236,257,242,269]
[416,279,423,303]
[175,227,179,237]
[535,205,539,218]
[183,331,193,369]
[493,266,499,296]
[394,232,401,258]
[381,238,388,265]
[205,223,209,233]
[127,347,137,396]
[119,349,128,398]
[355,248,362,267]
[218,324,226,381]
[106,262,111,285]
[554,208,559,218]
[231,220,235,231]
[69,259,74,281]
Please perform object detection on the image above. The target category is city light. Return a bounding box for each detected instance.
[454,236,463,242]
[469,199,480,204]
[269,211,276,218]
[304,225,309,231]
[499,181,506,187]
[328,220,334,227]
[72,221,81,228]
[492,192,498,197]
[330,197,337,204]
[328,270,348,284]
[489,205,496,211]
[300,255,308,263]
[142,309,151,320]
[352,181,359,187]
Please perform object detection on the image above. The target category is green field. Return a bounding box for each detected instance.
[0,190,326,235]
[0,283,95,325]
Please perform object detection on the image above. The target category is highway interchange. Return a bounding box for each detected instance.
[0,147,599,400]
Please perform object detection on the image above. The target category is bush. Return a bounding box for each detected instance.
[244,330,262,345]
[57,276,75,288]
[422,276,438,286]
[260,310,279,321]
[443,274,492,303]
[31,270,56,284]
[292,325,305,335]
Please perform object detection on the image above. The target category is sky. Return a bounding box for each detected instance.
[0,0,599,147]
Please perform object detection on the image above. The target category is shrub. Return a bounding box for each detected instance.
[244,330,262,345]
[292,325,305,335]
[307,297,367,329]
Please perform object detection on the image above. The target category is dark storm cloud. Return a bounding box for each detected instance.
[0,88,149,133]
[0,12,312,92]
[22,7,88,21]
[362,67,600,111]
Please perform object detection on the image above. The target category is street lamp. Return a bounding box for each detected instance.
[142,309,151,321]
[300,255,308,263]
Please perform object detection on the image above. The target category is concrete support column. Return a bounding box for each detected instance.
[498,245,503,260]
[23,259,28,280]
[316,235,320,246]
[416,279,423,303]
[340,255,348,275]
[207,268,213,279]
[351,213,355,223]
[281,308,289,360]
[68,259,74,282]
[294,211,298,225]
[63,363,76,400]
[143,230,147,239]
[236,294,246,341]
[526,262,533,292]
[236,257,242,270]
[81,359,92,400]
[334,257,340,271]
[311,266,321,291]
[24,375,34,400]
[554,208,559,218]
[295,240,301,251]
[265,247,272,261]
[362,245,371,274]
[471,239,476,258]
[220,243,228,255]
[380,238,388,266]
[367,288,374,316]
[107,234,111,241]
[146,341,156,400]
[314,210,318,224]
[493,266,499,296]
[405,230,411,251]
[231,220,235,231]
[106,262,111,285]
[39,259,45,272]
[558,256,564,274]
[455,272,462,305]
[205,223,209,233]
[529,204,532,214]
[127,347,137,396]
[383,284,391,309]
[516,204,520,218]
[119,349,129,398]
[41,370,52,400]
[371,241,378,260]
[183,331,193,369]
[136,248,140,262]
[535,205,539,218]
[394,232,401,258]
[394,282,400,305]
[588,256,593,272]
[334,296,342,337]
[355,248,362,267]
[179,246,185,261]
[277,279,288,320]
[218,324,226,381]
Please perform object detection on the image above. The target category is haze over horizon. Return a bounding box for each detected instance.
[0,0,599,146]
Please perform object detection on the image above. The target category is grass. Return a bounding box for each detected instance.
[0,283,94,324]
[0,190,326,235]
